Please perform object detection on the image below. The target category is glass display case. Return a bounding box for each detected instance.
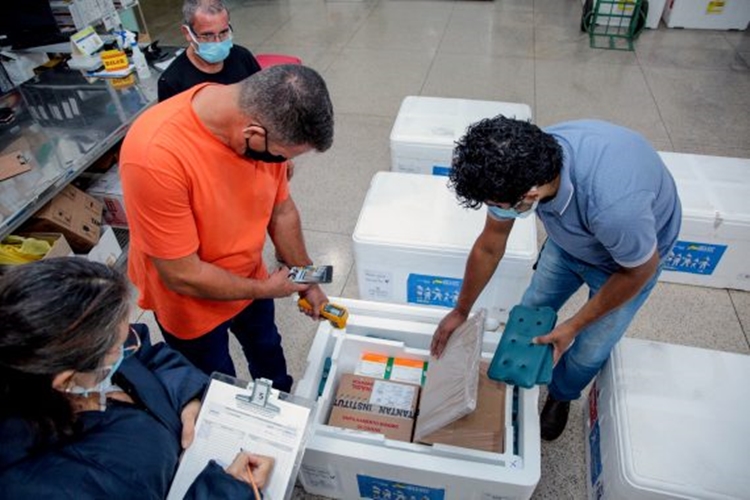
[0,67,156,241]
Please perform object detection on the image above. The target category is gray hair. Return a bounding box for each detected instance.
[239,65,334,152]
[183,0,228,26]
[0,258,131,442]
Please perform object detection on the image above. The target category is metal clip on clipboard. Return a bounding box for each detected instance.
[235,378,280,414]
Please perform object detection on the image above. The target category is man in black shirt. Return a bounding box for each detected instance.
[157,0,261,102]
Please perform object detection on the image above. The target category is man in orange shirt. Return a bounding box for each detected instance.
[120,65,334,392]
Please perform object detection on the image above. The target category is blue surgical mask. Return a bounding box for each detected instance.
[487,200,539,220]
[194,39,233,64]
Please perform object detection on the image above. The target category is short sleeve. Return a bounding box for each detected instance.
[590,190,658,268]
[120,150,200,260]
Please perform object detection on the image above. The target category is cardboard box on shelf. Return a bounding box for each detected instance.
[24,185,103,253]
[419,362,507,453]
[327,374,420,442]
[86,166,127,228]
[4,232,73,262]
[81,226,122,267]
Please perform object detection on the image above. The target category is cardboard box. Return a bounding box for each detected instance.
[82,226,122,267]
[87,166,127,228]
[356,353,428,386]
[7,232,74,262]
[25,185,103,252]
[328,374,420,442]
[419,362,506,453]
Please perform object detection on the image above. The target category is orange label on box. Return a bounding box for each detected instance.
[101,50,128,71]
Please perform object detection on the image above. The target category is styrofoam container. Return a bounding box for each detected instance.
[353,172,538,329]
[294,298,541,500]
[390,96,532,176]
[658,152,750,291]
[646,0,669,28]
[663,0,750,30]
[584,338,750,499]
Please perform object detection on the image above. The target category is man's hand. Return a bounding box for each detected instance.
[180,399,202,449]
[263,266,309,298]
[298,284,327,320]
[533,321,578,365]
[430,309,468,358]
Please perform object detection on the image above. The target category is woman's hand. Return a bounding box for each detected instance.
[180,399,202,449]
[226,452,275,490]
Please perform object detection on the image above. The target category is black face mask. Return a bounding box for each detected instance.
[244,138,287,164]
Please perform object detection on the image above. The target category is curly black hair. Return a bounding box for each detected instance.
[449,115,563,209]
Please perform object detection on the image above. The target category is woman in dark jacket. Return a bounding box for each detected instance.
[0,258,272,499]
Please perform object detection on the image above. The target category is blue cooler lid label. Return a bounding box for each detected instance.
[407,274,461,308]
[431,165,451,176]
[664,241,727,275]
[357,475,445,500]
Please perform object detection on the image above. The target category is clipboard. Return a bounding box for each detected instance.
[166,374,316,500]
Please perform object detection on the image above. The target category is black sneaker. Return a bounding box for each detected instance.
[540,393,570,441]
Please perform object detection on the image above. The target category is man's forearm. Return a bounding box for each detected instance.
[163,259,268,301]
[566,253,659,334]
[268,200,313,266]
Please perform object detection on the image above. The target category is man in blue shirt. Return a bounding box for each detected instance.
[431,117,681,441]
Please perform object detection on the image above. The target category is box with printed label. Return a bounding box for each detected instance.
[328,374,419,442]
[658,152,750,291]
[87,166,127,228]
[295,298,541,500]
[663,0,750,30]
[353,172,537,328]
[24,185,102,253]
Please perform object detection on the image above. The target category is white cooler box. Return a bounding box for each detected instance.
[294,298,541,500]
[584,338,750,499]
[390,96,533,176]
[663,0,750,30]
[353,172,538,329]
[658,152,750,291]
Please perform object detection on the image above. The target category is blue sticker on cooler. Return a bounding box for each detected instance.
[589,421,602,486]
[407,274,461,307]
[431,165,451,176]
[664,241,727,275]
[357,474,445,500]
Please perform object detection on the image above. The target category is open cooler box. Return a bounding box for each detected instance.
[584,338,750,499]
[658,152,750,291]
[294,298,541,500]
[353,172,537,330]
[390,96,532,176]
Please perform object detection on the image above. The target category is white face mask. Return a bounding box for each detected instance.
[67,347,125,397]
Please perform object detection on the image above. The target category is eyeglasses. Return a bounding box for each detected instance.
[123,327,142,359]
[187,23,233,43]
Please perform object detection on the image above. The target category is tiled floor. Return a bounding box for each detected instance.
[137,1,750,498]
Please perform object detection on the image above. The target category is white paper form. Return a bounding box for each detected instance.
[167,378,312,500]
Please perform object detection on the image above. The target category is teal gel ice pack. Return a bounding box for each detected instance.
[487,305,557,388]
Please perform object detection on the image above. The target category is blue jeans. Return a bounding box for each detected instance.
[157,299,293,392]
[520,239,661,401]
